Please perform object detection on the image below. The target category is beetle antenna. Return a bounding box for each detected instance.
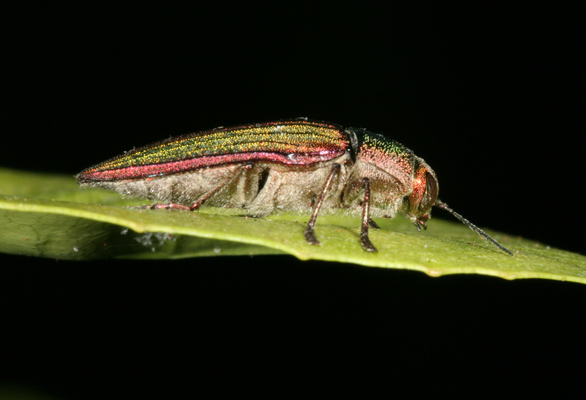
[435,200,513,256]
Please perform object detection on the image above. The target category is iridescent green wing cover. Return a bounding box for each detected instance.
[78,120,348,182]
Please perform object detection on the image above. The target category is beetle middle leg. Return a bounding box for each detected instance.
[304,163,341,246]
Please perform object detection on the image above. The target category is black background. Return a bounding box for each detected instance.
[1,3,584,398]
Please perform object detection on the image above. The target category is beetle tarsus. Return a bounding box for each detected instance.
[304,226,320,246]
[137,203,191,211]
[360,232,378,253]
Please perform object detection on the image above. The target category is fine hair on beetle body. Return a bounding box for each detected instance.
[77,119,512,255]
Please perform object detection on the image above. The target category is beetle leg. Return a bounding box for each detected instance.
[143,164,252,211]
[304,163,341,246]
[185,163,252,210]
[360,178,378,252]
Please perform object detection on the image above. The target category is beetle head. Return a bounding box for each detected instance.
[402,159,438,231]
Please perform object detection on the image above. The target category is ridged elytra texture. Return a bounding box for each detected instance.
[78,120,348,182]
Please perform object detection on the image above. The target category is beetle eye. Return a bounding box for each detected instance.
[419,172,438,212]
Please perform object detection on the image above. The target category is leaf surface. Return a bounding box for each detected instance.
[1,167,584,284]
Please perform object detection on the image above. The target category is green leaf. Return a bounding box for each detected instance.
[1,167,585,284]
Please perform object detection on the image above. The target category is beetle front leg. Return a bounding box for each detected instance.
[304,163,341,246]
[360,178,378,252]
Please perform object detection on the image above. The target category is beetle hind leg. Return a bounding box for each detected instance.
[138,163,253,211]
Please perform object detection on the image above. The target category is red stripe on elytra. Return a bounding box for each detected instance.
[79,150,344,182]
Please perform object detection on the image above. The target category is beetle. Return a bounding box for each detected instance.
[77,119,512,255]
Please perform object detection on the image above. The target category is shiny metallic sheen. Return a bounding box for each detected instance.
[77,119,512,255]
[78,120,347,182]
